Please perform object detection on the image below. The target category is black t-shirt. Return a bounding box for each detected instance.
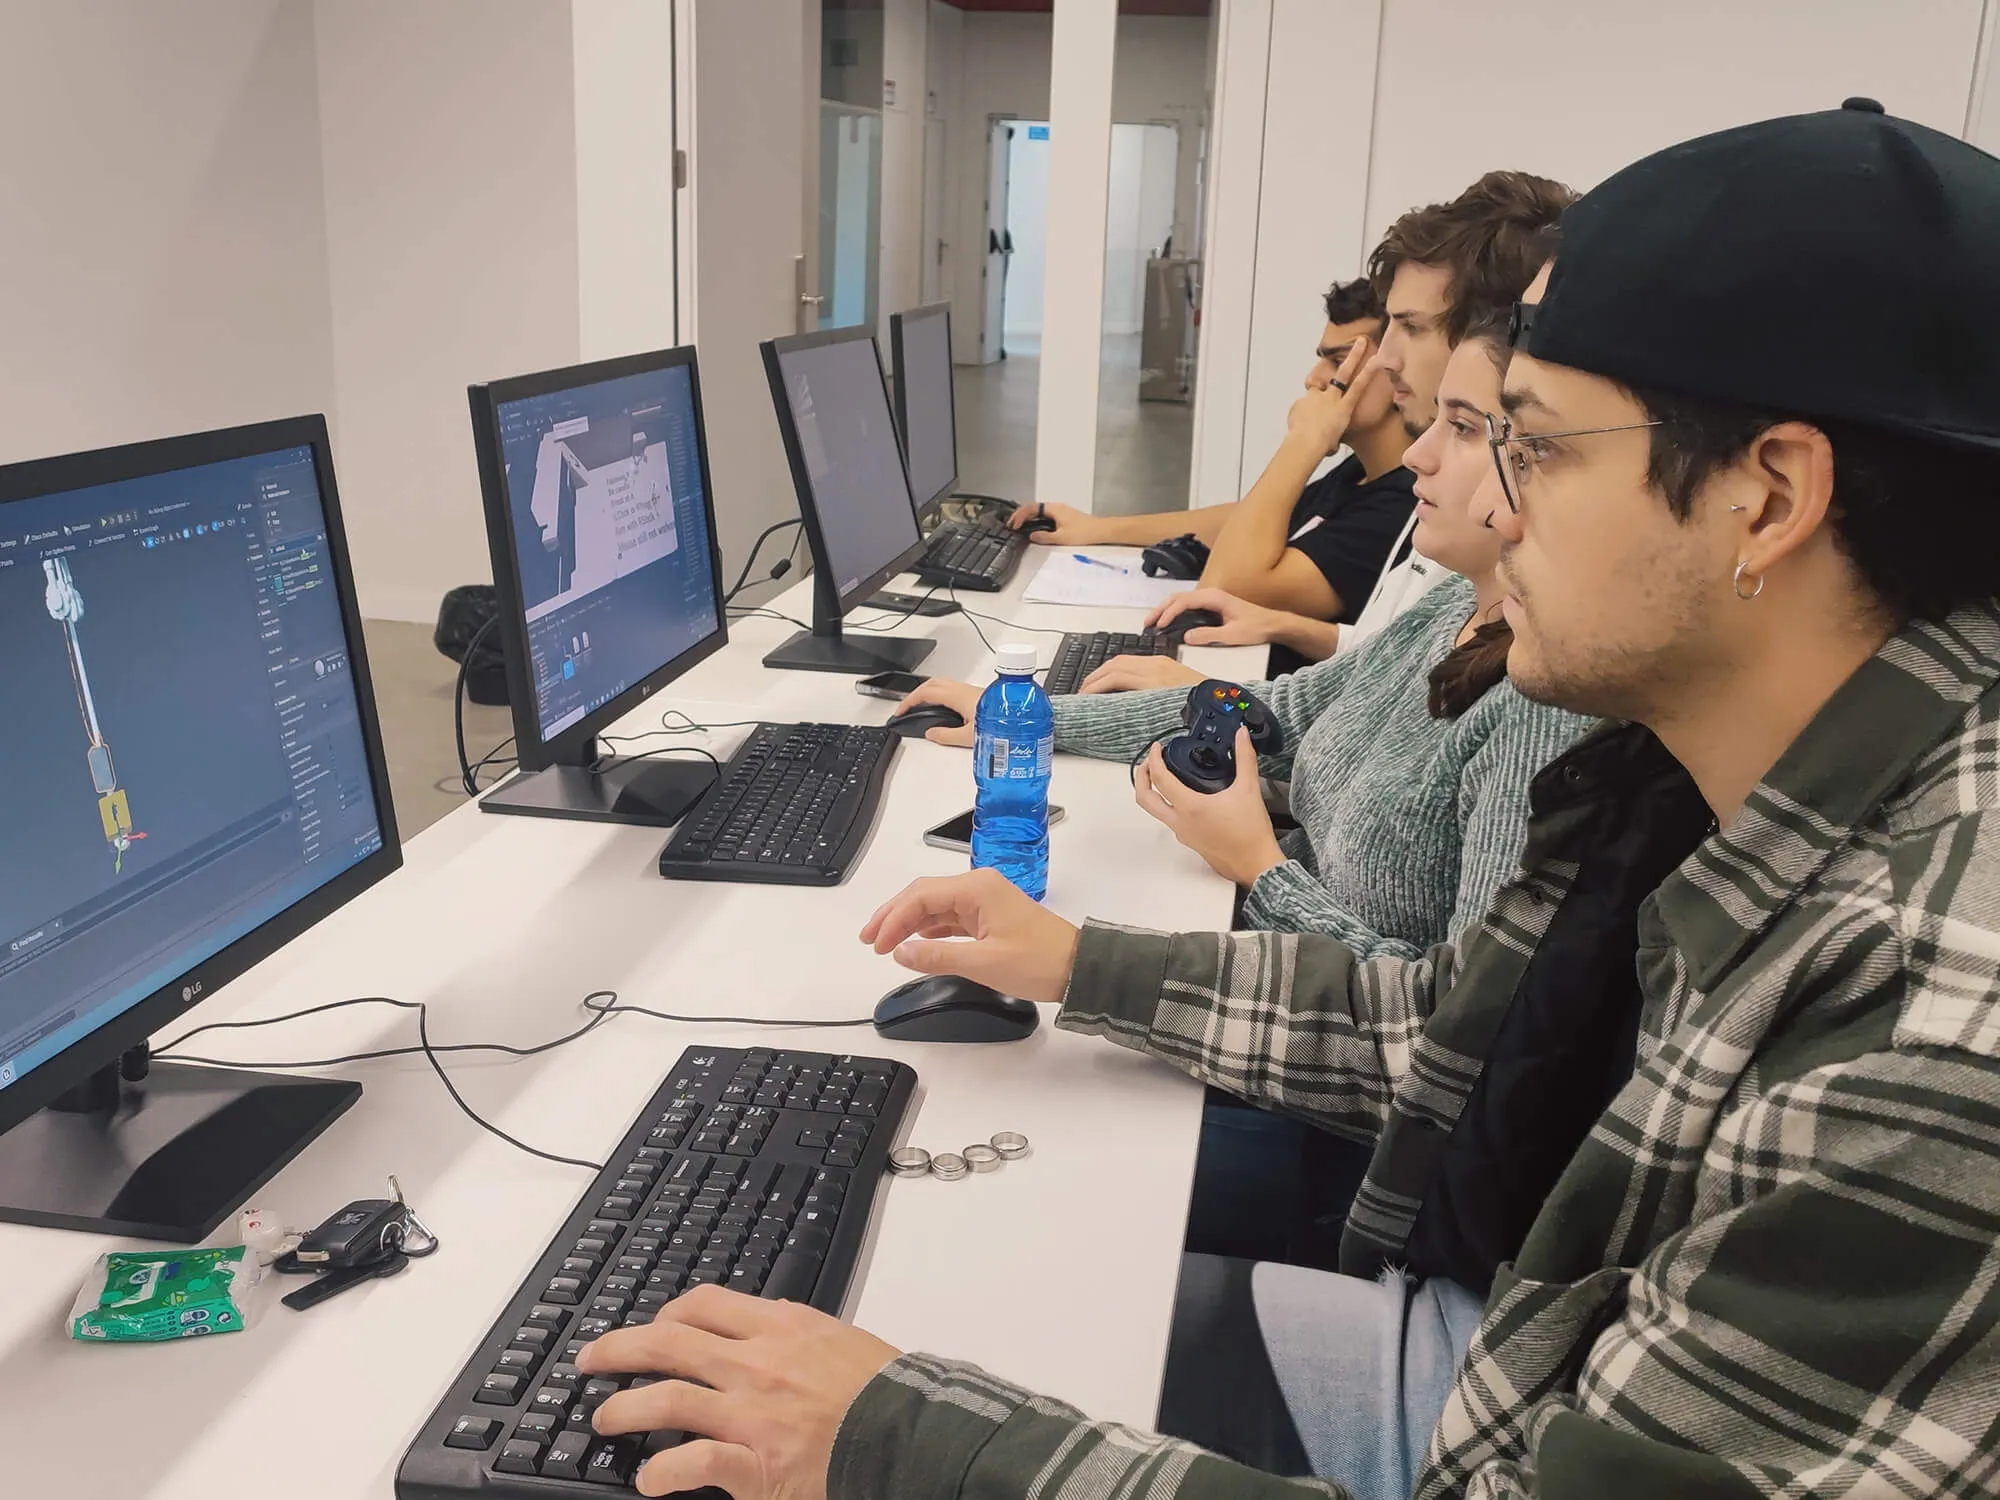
[1267,456,1418,676]
[1284,455,1419,618]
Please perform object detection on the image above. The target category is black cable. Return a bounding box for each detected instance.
[722,518,805,604]
[845,583,943,632]
[950,491,1014,508]
[150,988,878,1172]
[454,616,500,797]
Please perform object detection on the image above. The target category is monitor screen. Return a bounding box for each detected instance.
[896,307,957,513]
[0,447,387,1098]
[772,335,923,602]
[491,362,721,744]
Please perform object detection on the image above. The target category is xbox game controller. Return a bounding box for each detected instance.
[1159,680,1283,793]
[1140,532,1209,579]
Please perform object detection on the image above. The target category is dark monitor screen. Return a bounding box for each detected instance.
[894,305,958,514]
[489,362,722,746]
[770,334,923,603]
[0,446,387,1100]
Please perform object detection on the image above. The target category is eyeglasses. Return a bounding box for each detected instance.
[1484,410,1670,513]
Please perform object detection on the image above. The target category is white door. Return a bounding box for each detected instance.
[684,0,813,582]
[978,117,1013,365]
[921,115,949,306]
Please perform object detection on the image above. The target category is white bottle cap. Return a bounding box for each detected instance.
[995,643,1039,675]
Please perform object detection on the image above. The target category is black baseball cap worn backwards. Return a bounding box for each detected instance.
[1519,98,2000,454]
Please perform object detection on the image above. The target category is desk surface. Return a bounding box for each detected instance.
[0,548,1261,1498]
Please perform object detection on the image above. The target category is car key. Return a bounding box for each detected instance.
[282,1248,409,1311]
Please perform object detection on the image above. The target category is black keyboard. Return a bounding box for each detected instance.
[657,722,897,886]
[1044,630,1180,696]
[396,1043,916,1498]
[914,520,1026,592]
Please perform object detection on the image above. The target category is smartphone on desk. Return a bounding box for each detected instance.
[923,806,1066,853]
[856,670,931,700]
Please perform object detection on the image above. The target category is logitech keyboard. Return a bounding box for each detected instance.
[1044,630,1180,696]
[914,520,1026,592]
[396,1043,916,1498]
[657,722,897,886]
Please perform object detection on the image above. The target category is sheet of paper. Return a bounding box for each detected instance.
[1019,551,1185,609]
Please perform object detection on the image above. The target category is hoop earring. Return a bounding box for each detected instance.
[1733,560,1764,601]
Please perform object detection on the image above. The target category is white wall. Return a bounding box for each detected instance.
[1101,123,1180,335]
[1362,0,1986,248]
[933,11,1211,366]
[572,0,678,363]
[1192,0,1992,509]
[314,2,586,623]
[878,0,930,341]
[0,0,337,465]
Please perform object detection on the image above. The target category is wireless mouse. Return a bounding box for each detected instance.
[1158,608,1224,645]
[885,704,966,738]
[873,974,1040,1042]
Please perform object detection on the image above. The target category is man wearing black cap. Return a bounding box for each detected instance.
[568,105,2000,1500]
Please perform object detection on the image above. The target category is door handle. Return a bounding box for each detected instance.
[799,293,826,307]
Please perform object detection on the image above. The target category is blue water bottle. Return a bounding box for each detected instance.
[972,643,1054,900]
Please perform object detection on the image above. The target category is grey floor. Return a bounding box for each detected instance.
[362,333,1196,843]
[956,331,1196,517]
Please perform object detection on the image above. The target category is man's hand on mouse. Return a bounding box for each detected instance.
[578,1285,900,1500]
[1147,589,1292,648]
[860,869,1080,1003]
[892,679,978,746]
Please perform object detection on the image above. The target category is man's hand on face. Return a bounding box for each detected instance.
[860,868,1081,1003]
[579,1285,901,1500]
[1285,338,1383,457]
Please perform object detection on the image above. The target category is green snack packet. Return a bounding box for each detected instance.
[69,1246,256,1343]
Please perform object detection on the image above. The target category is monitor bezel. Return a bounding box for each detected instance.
[0,414,404,1139]
[760,324,929,617]
[888,302,960,522]
[468,345,730,773]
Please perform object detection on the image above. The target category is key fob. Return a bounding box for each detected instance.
[289,1197,406,1269]
[282,1249,409,1311]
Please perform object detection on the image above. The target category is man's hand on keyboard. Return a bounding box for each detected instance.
[860,869,1080,1003]
[1080,653,1205,695]
[1134,727,1288,888]
[893,678,979,746]
[579,1285,900,1500]
[1006,500,1097,544]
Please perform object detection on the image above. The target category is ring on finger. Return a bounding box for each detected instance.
[1330,377,1349,392]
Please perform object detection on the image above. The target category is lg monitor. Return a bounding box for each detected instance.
[468,346,728,828]
[759,325,937,675]
[888,302,959,520]
[0,415,401,1241]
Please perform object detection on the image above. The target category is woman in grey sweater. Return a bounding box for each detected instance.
[902,320,1589,959]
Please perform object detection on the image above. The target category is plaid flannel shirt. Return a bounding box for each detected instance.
[829,605,2000,1499]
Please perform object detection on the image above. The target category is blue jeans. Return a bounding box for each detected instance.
[1158,1254,1484,1500]
[1184,1090,1373,1269]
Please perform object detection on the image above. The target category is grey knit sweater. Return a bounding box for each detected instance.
[1052,575,1592,956]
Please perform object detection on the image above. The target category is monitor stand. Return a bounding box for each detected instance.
[0,1055,360,1242]
[763,572,939,675]
[480,738,717,827]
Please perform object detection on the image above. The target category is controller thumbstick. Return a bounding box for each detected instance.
[1191,746,1221,769]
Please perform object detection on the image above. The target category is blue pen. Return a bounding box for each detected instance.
[1071,553,1132,575]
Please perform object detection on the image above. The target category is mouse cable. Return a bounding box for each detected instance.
[151,991,875,1173]
[722,517,805,605]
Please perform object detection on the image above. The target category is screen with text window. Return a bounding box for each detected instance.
[494,364,721,743]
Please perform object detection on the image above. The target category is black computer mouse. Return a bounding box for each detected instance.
[1158,608,1224,644]
[885,704,966,738]
[873,974,1041,1043]
[1018,514,1058,536]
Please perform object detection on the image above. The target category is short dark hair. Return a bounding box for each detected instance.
[1630,386,2000,623]
[1369,171,1575,345]
[1323,276,1385,330]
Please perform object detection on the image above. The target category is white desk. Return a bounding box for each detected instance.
[0,550,1263,1498]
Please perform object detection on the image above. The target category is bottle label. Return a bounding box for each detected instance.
[978,732,1053,781]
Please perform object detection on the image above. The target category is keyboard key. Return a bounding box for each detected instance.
[542,1275,585,1305]
[797,1125,832,1150]
[476,1372,524,1405]
[511,1325,554,1355]
[495,1348,538,1373]
[525,1303,571,1331]
[826,1142,864,1168]
[585,1438,641,1485]
[515,1411,559,1442]
[531,1385,572,1413]
[494,1438,544,1474]
[445,1415,503,1450]
[542,1430,592,1481]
